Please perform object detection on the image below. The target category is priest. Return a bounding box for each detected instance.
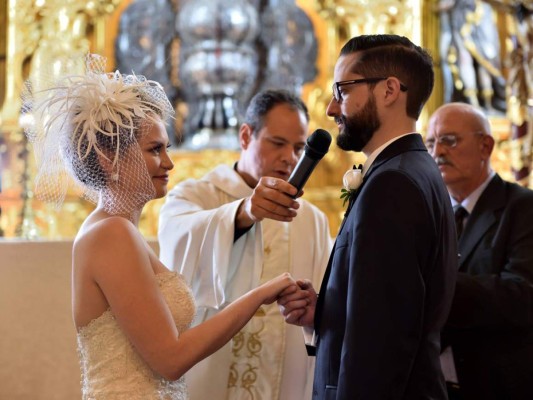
[158,89,332,400]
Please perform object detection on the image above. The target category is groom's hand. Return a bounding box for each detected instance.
[277,279,317,327]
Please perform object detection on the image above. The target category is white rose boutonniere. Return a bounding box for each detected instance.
[340,165,363,206]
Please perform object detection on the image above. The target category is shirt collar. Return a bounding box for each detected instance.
[450,170,495,213]
[362,133,416,177]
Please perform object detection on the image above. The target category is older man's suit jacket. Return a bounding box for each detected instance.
[443,174,533,400]
[313,134,458,400]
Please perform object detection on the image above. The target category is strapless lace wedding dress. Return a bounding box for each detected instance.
[77,271,196,399]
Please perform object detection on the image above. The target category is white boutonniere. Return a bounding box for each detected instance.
[340,164,363,206]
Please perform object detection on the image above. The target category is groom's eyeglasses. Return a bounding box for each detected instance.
[332,77,408,103]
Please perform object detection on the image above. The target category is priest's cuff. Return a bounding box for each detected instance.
[234,199,254,242]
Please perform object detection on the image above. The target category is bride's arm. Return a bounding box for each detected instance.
[76,217,296,381]
[168,274,294,379]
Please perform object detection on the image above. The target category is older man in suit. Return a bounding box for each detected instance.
[426,102,533,400]
[278,34,458,400]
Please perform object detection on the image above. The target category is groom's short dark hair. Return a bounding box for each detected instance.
[340,34,434,120]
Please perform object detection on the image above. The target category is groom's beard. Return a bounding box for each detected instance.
[336,94,381,152]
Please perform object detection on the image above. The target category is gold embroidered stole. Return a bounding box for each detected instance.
[226,219,289,400]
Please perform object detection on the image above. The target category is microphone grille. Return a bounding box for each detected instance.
[307,129,332,154]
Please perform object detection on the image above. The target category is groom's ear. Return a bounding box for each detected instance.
[382,77,403,106]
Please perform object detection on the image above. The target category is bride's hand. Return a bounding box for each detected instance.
[258,272,297,305]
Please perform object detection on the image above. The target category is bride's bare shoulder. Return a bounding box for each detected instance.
[73,216,144,263]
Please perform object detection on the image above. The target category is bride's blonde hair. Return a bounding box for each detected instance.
[23,54,174,214]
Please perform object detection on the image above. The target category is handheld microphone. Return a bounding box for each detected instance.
[288,128,332,197]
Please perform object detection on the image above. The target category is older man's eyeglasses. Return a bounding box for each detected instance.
[425,135,459,153]
[425,132,486,153]
[332,77,408,103]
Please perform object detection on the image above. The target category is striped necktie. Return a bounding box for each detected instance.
[454,205,469,240]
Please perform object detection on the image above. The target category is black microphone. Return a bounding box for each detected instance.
[288,128,332,197]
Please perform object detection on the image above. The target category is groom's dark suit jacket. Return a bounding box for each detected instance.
[442,174,533,400]
[313,134,457,400]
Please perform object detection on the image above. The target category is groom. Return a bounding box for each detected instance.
[279,34,458,399]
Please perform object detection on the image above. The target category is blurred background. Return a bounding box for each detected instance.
[0,0,531,238]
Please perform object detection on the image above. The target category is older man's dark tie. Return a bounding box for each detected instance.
[454,206,469,239]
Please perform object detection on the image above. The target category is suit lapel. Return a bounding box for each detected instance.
[315,134,426,330]
[338,183,365,233]
[364,133,426,180]
[337,134,425,230]
[314,241,335,330]
[315,176,368,328]
[458,175,506,269]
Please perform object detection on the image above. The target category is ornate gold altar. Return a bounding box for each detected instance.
[0,0,531,239]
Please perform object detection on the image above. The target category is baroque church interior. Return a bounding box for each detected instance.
[0,1,531,398]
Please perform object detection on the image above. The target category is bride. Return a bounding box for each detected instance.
[24,55,299,399]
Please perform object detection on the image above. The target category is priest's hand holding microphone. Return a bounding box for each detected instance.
[236,128,332,229]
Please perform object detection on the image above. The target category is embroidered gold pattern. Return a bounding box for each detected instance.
[226,219,289,400]
[228,321,265,397]
[228,363,238,389]
[232,331,245,355]
[242,364,259,396]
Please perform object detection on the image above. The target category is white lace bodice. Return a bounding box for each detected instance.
[77,271,196,399]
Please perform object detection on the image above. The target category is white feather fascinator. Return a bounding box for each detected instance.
[22,54,174,211]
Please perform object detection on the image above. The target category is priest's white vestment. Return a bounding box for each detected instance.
[158,164,332,400]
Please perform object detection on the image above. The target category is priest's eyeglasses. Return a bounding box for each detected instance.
[332,77,408,103]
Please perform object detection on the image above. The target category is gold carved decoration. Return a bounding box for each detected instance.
[0,0,425,238]
[0,0,120,238]
[1,0,528,238]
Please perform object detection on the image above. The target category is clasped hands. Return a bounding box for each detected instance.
[235,176,316,327]
[277,279,317,328]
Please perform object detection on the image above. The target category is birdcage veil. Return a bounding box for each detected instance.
[22,54,174,217]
